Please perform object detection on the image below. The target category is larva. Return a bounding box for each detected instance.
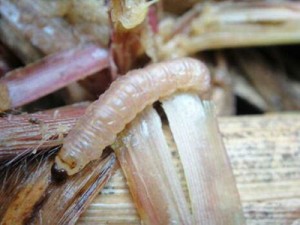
[53,57,210,177]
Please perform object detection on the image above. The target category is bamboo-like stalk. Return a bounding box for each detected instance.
[0,44,108,112]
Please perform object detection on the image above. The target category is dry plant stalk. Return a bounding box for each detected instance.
[113,93,244,224]
[79,113,300,225]
[209,52,235,116]
[114,106,192,224]
[162,94,244,224]
[231,70,268,112]
[1,105,299,224]
[0,103,88,163]
[233,49,300,111]
[157,1,300,59]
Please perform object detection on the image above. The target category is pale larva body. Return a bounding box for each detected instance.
[55,57,210,176]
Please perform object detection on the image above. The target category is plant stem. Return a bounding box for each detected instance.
[0,44,108,112]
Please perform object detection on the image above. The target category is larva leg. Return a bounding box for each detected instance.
[52,57,211,177]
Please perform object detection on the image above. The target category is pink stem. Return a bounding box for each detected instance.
[0,44,108,111]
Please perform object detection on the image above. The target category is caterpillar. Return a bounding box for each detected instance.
[52,57,211,177]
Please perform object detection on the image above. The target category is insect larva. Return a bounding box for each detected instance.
[53,57,210,177]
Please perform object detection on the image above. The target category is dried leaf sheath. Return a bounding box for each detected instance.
[112,94,244,224]
[113,106,191,224]
[162,93,245,224]
[0,103,88,162]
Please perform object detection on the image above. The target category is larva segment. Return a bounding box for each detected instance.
[54,57,211,176]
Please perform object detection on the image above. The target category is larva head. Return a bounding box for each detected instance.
[53,147,86,176]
